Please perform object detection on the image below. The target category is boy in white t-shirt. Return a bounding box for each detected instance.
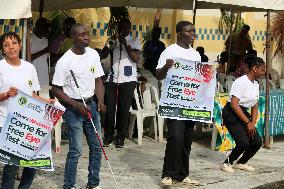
[156,21,201,186]
[51,24,106,189]
[0,32,54,189]
[220,55,265,173]
[103,19,141,148]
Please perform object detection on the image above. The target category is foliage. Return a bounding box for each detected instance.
[47,10,73,41]
[218,9,245,34]
[107,7,130,36]
[271,12,284,58]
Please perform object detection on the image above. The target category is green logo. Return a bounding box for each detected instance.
[28,80,32,87]
[18,96,28,106]
[90,66,96,73]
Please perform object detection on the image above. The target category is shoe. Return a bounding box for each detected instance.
[115,139,124,148]
[181,177,200,185]
[220,163,234,173]
[234,163,255,172]
[86,185,102,189]
[161,177,172,185]
[103,139,112,147]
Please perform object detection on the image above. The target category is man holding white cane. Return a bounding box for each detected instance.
[51,23,106,189]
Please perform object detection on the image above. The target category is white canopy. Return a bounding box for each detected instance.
[0,0,32,19]
[31,0,284,12]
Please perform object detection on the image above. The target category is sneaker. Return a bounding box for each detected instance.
[181,177,200,185]
[86,185,102,189]
[161,177,172,185]
[115,139,124,148]
[234,164,255,172]
[220,163,234,173]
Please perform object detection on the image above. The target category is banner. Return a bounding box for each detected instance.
[158,59,216,122]
[0,91,64,170]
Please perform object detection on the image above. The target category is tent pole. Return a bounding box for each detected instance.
[192,0,197,47]
[226,10,234,75]
[21,19,27,60]
[264,10,271,148]
[39,0,45,18]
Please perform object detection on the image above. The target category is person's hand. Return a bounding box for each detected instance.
[163,59,174,70]
[118,36,127,46]
[97,103,106,113]
[6,87,18,98]
[47,99,56,104]
[247,122,256,137]
[73,102,91,117]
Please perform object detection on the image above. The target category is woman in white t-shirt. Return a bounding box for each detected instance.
[221,55,266,173]
[0,32,54,189]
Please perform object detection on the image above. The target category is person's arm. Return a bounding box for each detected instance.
[32,92,55,104]
[155,59,174,80]
[31,47,49,61]
[251,102,258,126]
[0,87,18,102]
[51,85,90,116]
[95,78,106,113]
[95,47,110,60]
[230,96,256,136]
[120,37,141,63]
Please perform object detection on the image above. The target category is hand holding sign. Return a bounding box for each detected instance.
[164,59,174,70]
[6,87,18,98]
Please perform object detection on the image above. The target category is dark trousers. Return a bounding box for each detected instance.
[162,119,195,182]
[104,81,136,141]
[1,165,36,189]
[222,103,262,165]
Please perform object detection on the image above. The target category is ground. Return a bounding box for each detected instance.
[1,132,284,189]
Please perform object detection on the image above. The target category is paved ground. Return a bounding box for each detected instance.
[1,131,284,189]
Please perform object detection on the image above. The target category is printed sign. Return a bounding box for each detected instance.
[158,59,216,122]
[0,91,64,170]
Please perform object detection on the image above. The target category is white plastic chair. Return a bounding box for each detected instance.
[217,73,226,88]
[269,69,280,87]
[225,75,236,92]
[38,86,62,153]
[129,84,158,145]
[259,79,276,90]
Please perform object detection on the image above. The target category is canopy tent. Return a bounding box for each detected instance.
[31,0,284,12]
[0,0,32,19]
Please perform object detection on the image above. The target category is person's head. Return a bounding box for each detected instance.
[219,51,228,65]
[247,49,257,56]
[0,32,21,59]
[196,46,205,55]
[244,54,266,78]
[176,21,195,46]
[240,24,250,37]
[151,27,161,41]
[70,23,90,49]
[63,17,76,38]
[117,19,131,38]
[34,17,51,38]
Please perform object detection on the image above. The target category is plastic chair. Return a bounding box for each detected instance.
[38,85,62,153]
[259,79,276,90]
[269,69,280,87]
[129,84,158,145]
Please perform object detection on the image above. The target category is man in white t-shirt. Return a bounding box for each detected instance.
[51,23,106,189]
[156,21,201,186]
[103,19,141,148]
[31,17,51,86]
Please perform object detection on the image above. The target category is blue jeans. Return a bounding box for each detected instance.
[62,100,102,188]
[0,128,36,189]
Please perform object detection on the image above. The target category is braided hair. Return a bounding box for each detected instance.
[244,54,265,70]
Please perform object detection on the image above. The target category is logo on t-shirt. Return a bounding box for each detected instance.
[90,66,96,73]
[18,96,28,106]
[28,80,33,87]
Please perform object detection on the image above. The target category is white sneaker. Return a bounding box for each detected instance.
[234,164,255,172]
[220,163,234,173]
[161,177,172,185]
[181,177,200,185]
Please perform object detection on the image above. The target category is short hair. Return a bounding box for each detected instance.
[70,23,85,35]
[0,32,21,55]
[242,24,250,31]
[196,46,205,54]
[64,17,76,26]
[244,54,265,69]
[176,21,193,33]
[152,27,162,34]
[35,17,51,28]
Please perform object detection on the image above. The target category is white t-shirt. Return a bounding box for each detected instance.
[156,43,201,69]
[0,59,40,127]
[106,35,141,83]
[52,47,104,99]
[228,75,259,108]
[30,33,49,86]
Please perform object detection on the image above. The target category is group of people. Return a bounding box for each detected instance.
[0,16,266,189]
